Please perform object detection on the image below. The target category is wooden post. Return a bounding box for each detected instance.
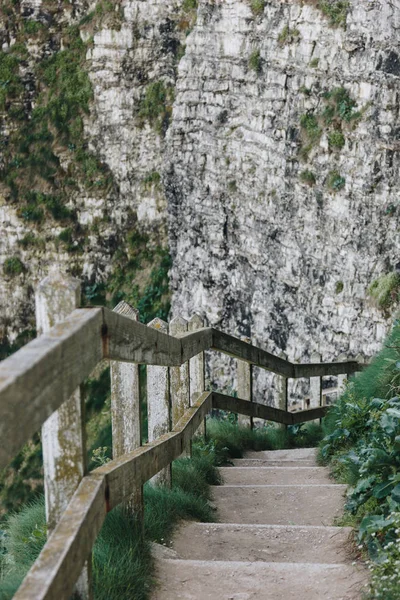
[170,316,191,455]
[147,318,172,486]
[237,337,253,428]
[276,352,288,429]
[336,353,348,398]
[188,314,206,437]
[110,301,143,514]
[35,271,91,599]
[310,352,322,424]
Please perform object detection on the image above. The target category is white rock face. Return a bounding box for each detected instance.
[1,0,400,404]
[166,0,400,399]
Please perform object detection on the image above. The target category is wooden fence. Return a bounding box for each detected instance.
[0,273,362,600]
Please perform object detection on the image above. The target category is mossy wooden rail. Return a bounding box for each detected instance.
[0,276,362,600]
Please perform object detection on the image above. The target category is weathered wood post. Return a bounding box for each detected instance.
[310,352,322,409]
[110,301,143,515]
[170,316,191,455]
[188,314,206,438]
[147,318,172,486]
[237,337,253,428]
[337,353,348,397]
[35,271,91,599]
[276,352,288,429]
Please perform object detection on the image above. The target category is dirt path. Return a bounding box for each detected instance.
[151,447,367,599]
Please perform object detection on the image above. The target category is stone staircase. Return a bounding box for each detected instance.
[152,448,367,599]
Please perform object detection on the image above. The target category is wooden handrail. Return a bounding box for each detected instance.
[13,391,328,600]
[0,305,360,470]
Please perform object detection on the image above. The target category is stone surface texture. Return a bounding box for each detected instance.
[1,0,400,406]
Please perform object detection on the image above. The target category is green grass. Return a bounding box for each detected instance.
[248,50,261,74]
[207,418,325,462]
[250,0,265,16]
[0,443,217,599]
[3,257,24,277]
[0,416,326,599]
[300,169,316,186]
[368,273,400,311]
[318,0,349,28]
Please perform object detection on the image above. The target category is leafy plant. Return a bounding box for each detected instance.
[318,0,349,28]
[250,0,265,16]
[368,273,400,311]
[278,26,300,45]
[138,81,174,135]
[3,257,24,277]
[328,130,345,149]
[300,169,316,186]
[326,170,345,191]
[300,113,322,144]
[248,50,262,74]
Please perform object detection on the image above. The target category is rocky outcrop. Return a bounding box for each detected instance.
[1,0,400,403]
[166,0,400,400]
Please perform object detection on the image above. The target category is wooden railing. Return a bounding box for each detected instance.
[0,273,362,600]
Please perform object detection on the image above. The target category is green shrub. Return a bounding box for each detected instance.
[326,170,345,191]
[300,113,322,144]
[368,273,400,311]
[318,0,349,27]
[138,81,174,135]
[309,57,319,68]
[320,324,400,598]
[335,281,344,294]
[278,26,300,45]
[0,51,22,111]
[248,49,261,73]
[328,130,345,149]
[182,0,198,11]
[3,257,24,277]
[300,169,316,186]
[250,0,265,16]
[324,87,361,123]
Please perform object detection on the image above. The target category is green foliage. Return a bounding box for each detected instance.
[368,273,400,311]
[18,192,75,224]
[3,257,24,277]
[17,233,45,250]
[328,130,345,149]
[141,171,161,191]
[0,51,22,111]
[300,169,316,186]
[0,20,112,241]
[138,82,174,135]
[248,50,261,74]
[23,20,44,35]
[326,170,345,191]
[321,323,400,598]
[309,57,319,68]
[318,0,349,28]
[300,113,322,144]
[278,26,300,45]
[335,281,344,294]
[323,87,361,124]
[0,443,218,599]
[182,0,198,11]
[250,0,265,16]
[207,418,324,463]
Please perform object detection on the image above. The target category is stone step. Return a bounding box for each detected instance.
[244,448,318,461]
[152,559,366,600]
[212,484,347,525]
[232,458,318,468]
[171,522,353,564]
[219,466,332,485]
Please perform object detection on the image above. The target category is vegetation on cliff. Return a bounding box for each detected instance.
[321,322,400,599]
